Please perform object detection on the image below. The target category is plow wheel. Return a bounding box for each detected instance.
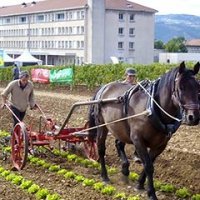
[11,122,28,170]
[84,140,98,161]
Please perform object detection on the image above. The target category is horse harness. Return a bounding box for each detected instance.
[119,79,182,138]
[92,78,188,138]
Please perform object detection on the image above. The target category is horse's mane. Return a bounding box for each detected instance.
[156,67,178,94]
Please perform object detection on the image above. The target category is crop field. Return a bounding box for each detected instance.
[0,88,199,200]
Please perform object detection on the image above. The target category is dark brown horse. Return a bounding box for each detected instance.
[88,62,200,200]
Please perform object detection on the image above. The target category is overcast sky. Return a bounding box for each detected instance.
[0,0,200,16]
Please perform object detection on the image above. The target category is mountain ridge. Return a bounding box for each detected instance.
[155,14,200,43]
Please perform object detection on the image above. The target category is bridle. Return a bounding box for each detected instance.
[172,73,200,111]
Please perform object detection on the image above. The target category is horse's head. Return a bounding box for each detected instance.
[172,61,200,125]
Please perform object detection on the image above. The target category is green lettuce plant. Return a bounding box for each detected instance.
[160,184,176,193]
[35,188,50,199]
[129,172,139,181]
[20,180,33,189]
[57,169,68,175]
[82,178,95,186]
[64,171,75,179]
[192,194,200,200]
[175,187,191,198]
[11,175,24,185]
[74,175,85,182]
[49,165,60,172]
[101,185,116,195]
[27,184,40,194]
[113,192,126,199]
[93,182,105,191]
[46,193,61,200]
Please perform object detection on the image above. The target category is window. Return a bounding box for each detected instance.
[66,12,69,20]
[5,18,11,24]
[19,16,27,23]
[118,42,124,49]
[69,12,73,20]
[129,42,134,50]
[81,26,84,34]
[69,41,72,48]
[37,15,44,22]
[69,27,72,34]
[129,28,135,36]
[81,41,84,49]
[81,11,85,19]
[130,14,135,21]
[65,41,68,48]
[119,13,124,21]
[77,41,80,48]
[118,28,124,35]
[77,26,80,34]
[56,13,65,20]
[77,11,80,19]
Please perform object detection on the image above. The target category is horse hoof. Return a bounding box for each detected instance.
[149,196,158,200]
[121,174,129,184]
[103,178,110,184]
[133,156,142,164]
[136,184,145,190]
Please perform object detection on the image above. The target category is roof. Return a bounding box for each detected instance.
[185,39,200,47]
[3,51,14,62]
[106,0,157,12]
[15,50,42,63]
[0,0,157,17]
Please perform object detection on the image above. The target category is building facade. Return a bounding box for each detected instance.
[0,0,156,66]
[185,39,200,53]
[159,52,200,64]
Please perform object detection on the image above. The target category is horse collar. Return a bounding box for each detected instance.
[147,79,181,137]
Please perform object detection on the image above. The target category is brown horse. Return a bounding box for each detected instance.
[88,62,200,200]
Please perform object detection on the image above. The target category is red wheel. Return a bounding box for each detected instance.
[83,140,98,161]
[11,122,28,170]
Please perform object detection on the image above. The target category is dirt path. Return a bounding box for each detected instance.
[0,87,91,102]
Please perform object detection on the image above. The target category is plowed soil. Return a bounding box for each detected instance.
[0,86,199,200]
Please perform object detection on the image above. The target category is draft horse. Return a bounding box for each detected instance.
[88,62,200,200]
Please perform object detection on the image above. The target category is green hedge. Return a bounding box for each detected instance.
[0,62,198,89]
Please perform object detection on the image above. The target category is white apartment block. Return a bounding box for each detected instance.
[0,0,156,66]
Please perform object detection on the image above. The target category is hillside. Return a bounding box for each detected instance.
[155,14,200,43]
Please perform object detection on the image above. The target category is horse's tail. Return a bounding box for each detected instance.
[87,92,99,141]
[88,83,111,141]
[87,84,107,141]
[88,103,97,141]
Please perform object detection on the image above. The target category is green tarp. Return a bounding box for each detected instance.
[50,68,73,84]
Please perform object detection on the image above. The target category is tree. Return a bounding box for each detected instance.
[165,37,187,52]
[154,40,164,49]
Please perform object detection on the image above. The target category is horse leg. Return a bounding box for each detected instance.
[97,127,109,182]
[134,143,158,200]
[115,139,130,182]
[136,144,167,200]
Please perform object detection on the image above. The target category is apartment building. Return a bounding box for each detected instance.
[0,0,156,65]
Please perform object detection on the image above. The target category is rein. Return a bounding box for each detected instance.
[72,110,150,136]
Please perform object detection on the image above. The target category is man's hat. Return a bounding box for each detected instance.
[125,68,136,76]
[19,71,29,79]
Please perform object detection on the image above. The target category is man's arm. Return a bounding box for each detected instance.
[1,81,14,108]
[29,86,36,109]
